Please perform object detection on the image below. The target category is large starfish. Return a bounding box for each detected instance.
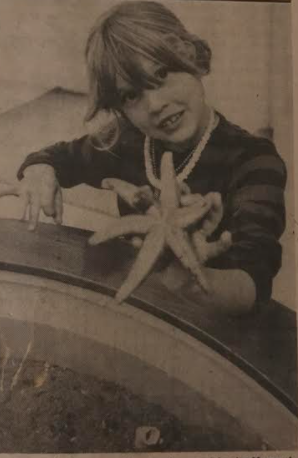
[0,155,229,304]
[89,152,221,304]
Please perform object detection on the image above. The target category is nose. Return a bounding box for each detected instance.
[143,86,168,114]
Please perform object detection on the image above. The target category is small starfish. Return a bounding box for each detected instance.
[89,152,219,304]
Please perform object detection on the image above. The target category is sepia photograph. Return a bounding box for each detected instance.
[0,0,296,454]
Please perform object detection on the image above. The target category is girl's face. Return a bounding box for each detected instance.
[116,56,208,153]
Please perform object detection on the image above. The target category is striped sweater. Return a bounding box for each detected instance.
[17,112,287,306]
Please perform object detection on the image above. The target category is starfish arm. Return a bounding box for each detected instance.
[115,225,166,303]
[160,152,180,210]
[166,227,209,293]
[172,199,212,229]
[200,192,223,237]
[89,214,156,245]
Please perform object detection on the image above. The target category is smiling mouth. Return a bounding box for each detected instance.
[159,111,184,130]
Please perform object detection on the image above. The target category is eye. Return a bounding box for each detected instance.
[155,66,169,80]
[121,90,139,106]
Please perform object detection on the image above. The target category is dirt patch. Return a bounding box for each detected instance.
[0,358,265,453]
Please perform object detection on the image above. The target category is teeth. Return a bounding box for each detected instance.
[161,112,182,128]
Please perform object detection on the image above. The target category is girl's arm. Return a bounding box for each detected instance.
[213,138,287,311]
[17,123,145,189]
[189,266,256,315]
[161,262,256,315]
[14,135,120,229]
[17,135,120,189]
[163,138,287,316]
[202,267,257,314]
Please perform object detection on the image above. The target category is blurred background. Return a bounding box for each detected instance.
[0,0,294,309]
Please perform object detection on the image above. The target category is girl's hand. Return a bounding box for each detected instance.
[181,192,232,261]
[102,178,155,212]
[100,180,231,257]
[101,179,155,248]
[180,192,223,236]
[23,164,63,230]
[0,164,63,231]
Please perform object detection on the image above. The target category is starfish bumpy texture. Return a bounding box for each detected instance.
[89,152,223,304]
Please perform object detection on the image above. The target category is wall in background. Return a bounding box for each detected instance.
[0,0,277,129]
[0,1,292,139]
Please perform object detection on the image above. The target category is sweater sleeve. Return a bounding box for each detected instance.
[17,135,121,189]
[208,138,287,305]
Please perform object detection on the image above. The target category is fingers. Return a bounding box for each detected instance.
[174,199,211,229]
[203,231,232,261]
[102,178,140,208]
[179,182,191,195]
[40,179,57,217]
[193,230,232,263]
[0,183,38,229]
[20,192,30,221]
[103,178,155,212]
[180,192,224,238]
[192,231,209,263]
[180,193,205,207]
[20,187,60,230]
[201,192,223,237]
[9,165,60,230]
[28,193,41,231]
[27,188,63,230]
[40,175,63,225]
[134,186,155,212]
[54,188,63,225]
[131,236,143,248]
[221,231,232,250]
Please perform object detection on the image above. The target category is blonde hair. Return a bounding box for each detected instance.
[85,1,211,148]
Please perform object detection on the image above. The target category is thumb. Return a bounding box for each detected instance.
[131,236,143,248]
[41,181,57,217]
[203,231,232,261]
[200,192,223,237]
[54,188,63,224]
[179,182,191,195]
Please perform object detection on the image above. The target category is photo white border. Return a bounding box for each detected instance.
[0,0,296,457]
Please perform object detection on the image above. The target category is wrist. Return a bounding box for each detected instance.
[23,164,55,177]
[159,259,191,292]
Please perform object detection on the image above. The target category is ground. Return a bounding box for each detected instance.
[0,357,265,453]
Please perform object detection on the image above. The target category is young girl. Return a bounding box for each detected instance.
[6,1,287,314]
